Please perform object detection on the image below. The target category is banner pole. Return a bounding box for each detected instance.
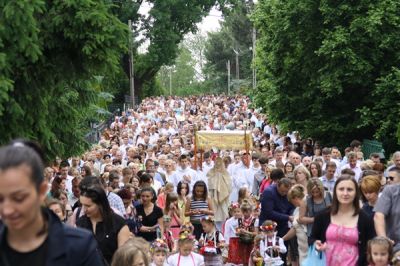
[194,126,198,170]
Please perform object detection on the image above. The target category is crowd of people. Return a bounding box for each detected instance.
[1,95,400,266]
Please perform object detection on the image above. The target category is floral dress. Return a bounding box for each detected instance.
[325,223,359,266]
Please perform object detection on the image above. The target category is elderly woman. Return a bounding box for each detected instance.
[207,157,232,231]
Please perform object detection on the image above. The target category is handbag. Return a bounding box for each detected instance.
[301,244,326,266]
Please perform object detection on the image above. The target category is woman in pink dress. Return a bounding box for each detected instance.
[311,175,375,266]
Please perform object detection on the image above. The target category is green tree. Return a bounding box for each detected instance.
[204,0,254,93]
[122,0,220,98]
[0,0,127,161]
[157,44,206,96]
[253,0,400,150]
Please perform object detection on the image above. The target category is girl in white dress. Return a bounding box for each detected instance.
[167,231,205,266]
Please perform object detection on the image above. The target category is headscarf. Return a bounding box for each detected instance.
[207,157,232,204]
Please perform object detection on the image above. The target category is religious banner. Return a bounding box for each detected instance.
[195,130,253,151]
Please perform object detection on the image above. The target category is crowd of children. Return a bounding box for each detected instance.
[122,195,289,266]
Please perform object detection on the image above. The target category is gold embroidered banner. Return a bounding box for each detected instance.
[195,130,253,150]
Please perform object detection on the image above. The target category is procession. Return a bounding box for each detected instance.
[1,95,399,266]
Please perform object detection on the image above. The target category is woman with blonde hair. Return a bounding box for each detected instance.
[293,165,311,189]
[299,178,332,243]
[207,157,232,230]
[283,185,308,264]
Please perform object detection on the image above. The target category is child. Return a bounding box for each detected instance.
[199,216,225,265]
[249,235,264,266]
[367,236,393,266]
[164,192,182,238]
[260,220,286,266]
[238,187,251,205]
[166,230,205,266]
[185,181,214,240]
[233,200,258,265]
[163,215,175,252]
[224,202,242,263]
[151,239,169,266]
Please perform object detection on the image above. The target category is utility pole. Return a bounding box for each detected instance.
[233,48,240,80]
[252,27,257,90]
[128,20,135,109]
[169,67,172,96]
[227,60,231,95]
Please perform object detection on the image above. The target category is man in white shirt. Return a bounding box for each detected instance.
[59,161,74,194]
[341,152,362,182]
[230,153,252,202]
[202,152,214,175]
[168,154,197,189]
[321,147,340,174]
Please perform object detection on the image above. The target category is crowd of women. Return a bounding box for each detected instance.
[1,95,400,266]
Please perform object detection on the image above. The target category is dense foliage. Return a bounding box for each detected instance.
[0,0,127,161]
[253,0,400,151]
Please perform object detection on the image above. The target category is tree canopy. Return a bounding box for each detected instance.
[0,0,127,161]
[253,0,400,151]
[125,0,221,98]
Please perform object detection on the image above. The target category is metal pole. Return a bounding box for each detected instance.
[227,60,230,95]
[169,67,172,96]
[128,20,135,109]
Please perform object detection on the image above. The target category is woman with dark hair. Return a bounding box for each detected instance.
[177,181,190,223]
[185,180,214,240]
[76,185,131,264]
[136,187,164,242]
[311,175,375,266]
[309,162,322,178]
[47,176,66,199]
[80,164,92,177]
[0,140,102,265]
[284,162,295,175]
[164,192,182,238]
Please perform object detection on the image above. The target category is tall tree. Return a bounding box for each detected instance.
[204,0,254,93]
[0,0,127,161]
[253,0,400,150]
[123,0,220,98]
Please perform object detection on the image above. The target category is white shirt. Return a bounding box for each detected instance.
[202,161,214,175]
[230,165,252,202]
[65,175,74,194]
[260,234,287,265]
[167,252,204,266]
[224,217,239,243]
[168,167,198,188]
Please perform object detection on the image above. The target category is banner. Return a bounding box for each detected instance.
[195,130,253,150]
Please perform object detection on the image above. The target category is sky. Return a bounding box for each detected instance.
[136,2,223,53]
[198,7,223,33]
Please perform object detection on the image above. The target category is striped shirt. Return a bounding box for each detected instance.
[190,198,208,221]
